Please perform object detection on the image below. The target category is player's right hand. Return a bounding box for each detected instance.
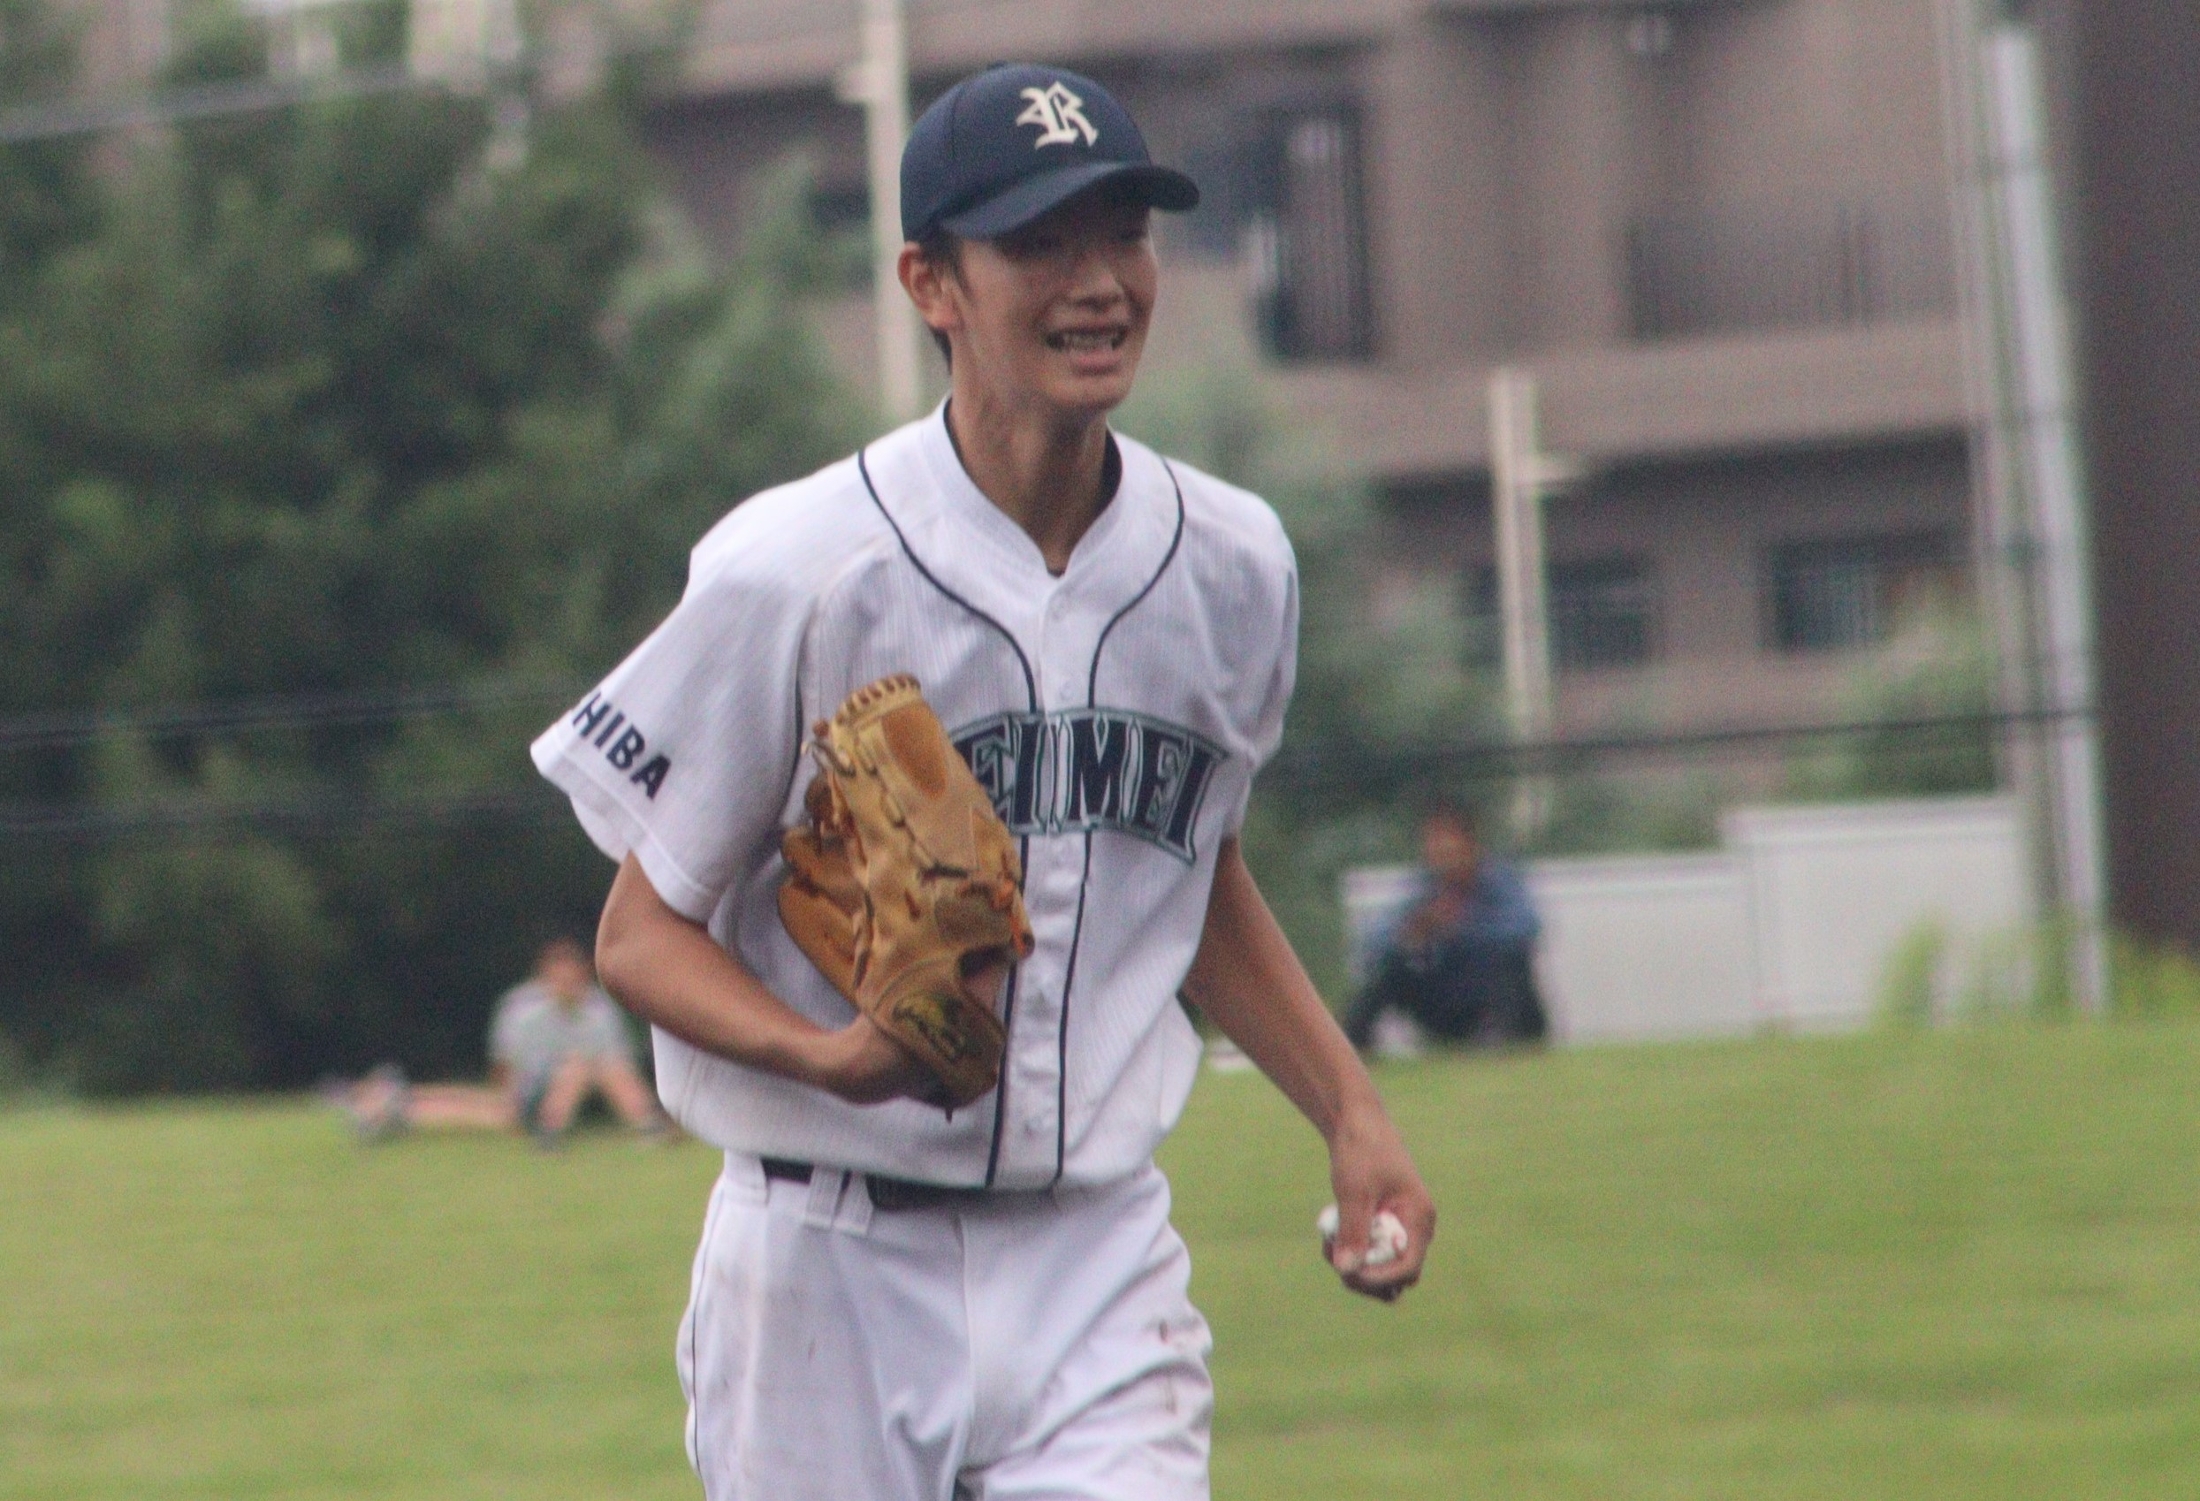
[1325,1096,1437,1302]
[808,1014,939,1104]
[810,957,1011,1106]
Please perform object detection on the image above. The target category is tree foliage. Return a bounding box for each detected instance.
[1782,607,1998,803]
[1116,365,1502,1000]
[0,13,861,1091]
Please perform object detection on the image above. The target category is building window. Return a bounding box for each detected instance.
[1176,137,1249,260]
[802,179,874,291]
[1765,533,1960,653]
[1261,110,1373,360]
[1626,192,1956,341]
[1461,557,1658,675]
[1550,558,1657,672]
[805,181,866,233]
[1461,565,1500,671]
[1185,104,1374,361]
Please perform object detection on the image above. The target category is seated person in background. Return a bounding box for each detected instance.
[345,937,670,1143]
[1345,800,1549,1053]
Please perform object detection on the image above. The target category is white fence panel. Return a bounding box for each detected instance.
[1724,797,2032,1030]
[1528,855,1758,1042]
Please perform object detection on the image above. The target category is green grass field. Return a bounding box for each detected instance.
[6,1025,2200,1499]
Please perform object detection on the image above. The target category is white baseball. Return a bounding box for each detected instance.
[1316,1204,1408,1269]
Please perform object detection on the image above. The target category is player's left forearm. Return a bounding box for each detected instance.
[1184,837,1437,1298]
[1181,837,1379,1141]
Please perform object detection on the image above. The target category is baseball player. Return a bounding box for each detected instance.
[532,62,1434,1501]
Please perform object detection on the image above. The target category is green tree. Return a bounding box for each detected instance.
[0,11,860,1091]
[1783,606,1998,803]
[0,0,97,294]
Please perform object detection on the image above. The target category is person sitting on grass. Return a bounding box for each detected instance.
[1344,800,1549,1054]
[344,938,671,1145]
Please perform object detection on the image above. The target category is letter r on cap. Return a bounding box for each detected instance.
[1016,83,1098,148]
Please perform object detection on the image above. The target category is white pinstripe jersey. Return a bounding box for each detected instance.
[531,406,1298,1188]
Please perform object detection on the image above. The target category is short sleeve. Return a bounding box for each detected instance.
[531,546,809,923]
[1227,556,1300,835]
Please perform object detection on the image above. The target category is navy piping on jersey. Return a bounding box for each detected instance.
[1047,460,1188,1185]
[857,449,1039,709]
[775,675,808,821]
[985,835,1028,1186]
[857,446,1037,1187]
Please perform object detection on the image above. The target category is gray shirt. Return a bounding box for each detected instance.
[489,982,637,1081]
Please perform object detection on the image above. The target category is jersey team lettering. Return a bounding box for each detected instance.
[570,691,672,799]
[952,708,1223,863]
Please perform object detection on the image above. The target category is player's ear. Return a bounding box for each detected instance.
[899,242,963,342]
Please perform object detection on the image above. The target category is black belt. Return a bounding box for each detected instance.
[761,1156,993,1213]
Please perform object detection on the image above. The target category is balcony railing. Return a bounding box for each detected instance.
[1627,193,1956,341]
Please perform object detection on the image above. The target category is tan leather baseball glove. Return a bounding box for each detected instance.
[778,674,1034,1109]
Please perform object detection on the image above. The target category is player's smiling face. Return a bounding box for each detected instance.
[925,184,1158,420]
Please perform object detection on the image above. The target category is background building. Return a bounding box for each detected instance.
[645,0,1976,747]
[51,0,1980,749]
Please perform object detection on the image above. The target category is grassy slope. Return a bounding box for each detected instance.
[5,1027,2200,1499]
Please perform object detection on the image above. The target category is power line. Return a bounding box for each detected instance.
[0,785,570,843]
[0,678,586,753]
[1258,703,2093,793]
[0,703,2091,844]
[0,61,426,145]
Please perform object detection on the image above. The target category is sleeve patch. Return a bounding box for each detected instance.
[571,691,673,800]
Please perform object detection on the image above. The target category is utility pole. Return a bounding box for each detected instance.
[407,0,519,89]
[1937,0,2106,1009]
[1488,367,1582,843]
[837,0,922,425]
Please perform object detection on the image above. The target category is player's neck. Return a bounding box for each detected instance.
[944,392,1113,575]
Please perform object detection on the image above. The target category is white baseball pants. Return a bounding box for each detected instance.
[677,1153,1213,1501]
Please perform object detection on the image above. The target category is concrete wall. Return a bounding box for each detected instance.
[1362,16,1514,364]
[1673,0,1950,209]
[1357,0,1958,361]
[1524,853,1763,1039]
[648,0,1960,377]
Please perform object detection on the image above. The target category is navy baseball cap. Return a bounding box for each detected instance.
[900,63,1199,243]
